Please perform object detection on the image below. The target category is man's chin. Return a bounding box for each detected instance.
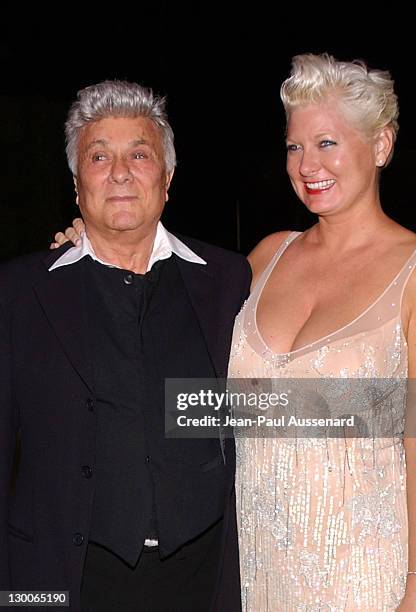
[110,223,140,232]
[108,214,144,232]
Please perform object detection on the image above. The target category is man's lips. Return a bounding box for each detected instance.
[106,195,138,202]
[304,179,336,194]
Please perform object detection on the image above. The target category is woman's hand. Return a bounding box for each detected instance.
[50,218,85,249]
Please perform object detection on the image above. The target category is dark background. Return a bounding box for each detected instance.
[1,8,414,261]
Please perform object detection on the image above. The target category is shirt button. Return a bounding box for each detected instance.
[72,533,84,546]
[86,399,94,412]
[145,456,150,463]
[81,465,93,479]
[124,273,134,285]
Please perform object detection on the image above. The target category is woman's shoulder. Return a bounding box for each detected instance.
[248,231,293,283]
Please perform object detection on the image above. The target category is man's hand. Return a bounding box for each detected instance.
[50,218,86,249]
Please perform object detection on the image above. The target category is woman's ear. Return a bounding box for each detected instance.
[374,127,394,167]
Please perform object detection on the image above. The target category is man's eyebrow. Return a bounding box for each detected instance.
[129,139,150,147]
[85,138,150,151]
[85,139,108,151]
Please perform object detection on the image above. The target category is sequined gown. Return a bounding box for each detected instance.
[229,232,416,611]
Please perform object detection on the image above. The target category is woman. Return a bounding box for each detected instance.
[229,54,416,610]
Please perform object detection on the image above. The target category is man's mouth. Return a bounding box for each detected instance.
[106,195,137,202]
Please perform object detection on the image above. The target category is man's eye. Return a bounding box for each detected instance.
[132,152,146,159]
[92,153,106,162]
[319,140,336,148]
[286,143,301,152]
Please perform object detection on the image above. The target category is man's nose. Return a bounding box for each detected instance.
[109,156,132,182]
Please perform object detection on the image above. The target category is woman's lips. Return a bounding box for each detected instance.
[304,179,336,195]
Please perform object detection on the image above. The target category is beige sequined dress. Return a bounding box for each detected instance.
[229,232,416,611]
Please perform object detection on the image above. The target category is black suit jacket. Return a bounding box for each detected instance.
[0,235,251,611]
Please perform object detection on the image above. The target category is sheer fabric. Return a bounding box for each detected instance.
[229,233,416,610]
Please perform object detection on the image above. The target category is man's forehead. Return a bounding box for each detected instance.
[79,116,162,147]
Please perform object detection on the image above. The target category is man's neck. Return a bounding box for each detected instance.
[87,227,157,274]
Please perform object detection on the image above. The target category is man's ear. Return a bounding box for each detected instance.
[374,127,394,167]
[164,169,175,202]
[73,176,79,205]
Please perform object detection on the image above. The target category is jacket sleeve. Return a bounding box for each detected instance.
[0,300,17,588]
[241,258,252,302]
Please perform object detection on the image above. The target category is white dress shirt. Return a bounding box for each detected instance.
[49,221,206,272]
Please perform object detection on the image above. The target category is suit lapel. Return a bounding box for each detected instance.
[35,241,227,389]
[34,254,93,392]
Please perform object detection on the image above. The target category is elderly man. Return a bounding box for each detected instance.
[0,81,250,611]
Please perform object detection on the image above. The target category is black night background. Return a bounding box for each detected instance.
[1,8,414,261]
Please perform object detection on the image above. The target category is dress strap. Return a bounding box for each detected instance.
[251,231,301,297]
[331,245,416,335]
[387,247,416,317]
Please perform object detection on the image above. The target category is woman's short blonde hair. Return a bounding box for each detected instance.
[280,53,399,165]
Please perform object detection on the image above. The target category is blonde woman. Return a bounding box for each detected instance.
[229,54,416,610]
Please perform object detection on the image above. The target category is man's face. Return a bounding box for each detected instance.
[75,116,173,238]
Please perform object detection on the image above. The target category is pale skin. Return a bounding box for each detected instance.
[54,101,416,609]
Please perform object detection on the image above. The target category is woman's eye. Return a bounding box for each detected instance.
[286,143,300,152]
[320,140,336,148]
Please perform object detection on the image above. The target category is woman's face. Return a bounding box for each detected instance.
[286,100,382,217]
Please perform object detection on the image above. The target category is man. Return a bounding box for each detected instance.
[0,80,250,611]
